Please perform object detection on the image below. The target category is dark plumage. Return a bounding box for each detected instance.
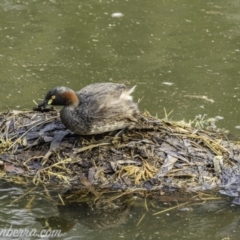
[38,83,139,135]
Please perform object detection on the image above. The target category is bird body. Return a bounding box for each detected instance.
[38,83,139,135]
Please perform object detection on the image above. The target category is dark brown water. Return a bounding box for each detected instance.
[1,0,240,239]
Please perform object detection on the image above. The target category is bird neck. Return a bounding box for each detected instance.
[61,91,79,107]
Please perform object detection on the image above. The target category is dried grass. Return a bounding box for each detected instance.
[0,109,239,194]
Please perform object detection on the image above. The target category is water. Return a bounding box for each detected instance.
[0,0,240,239]
[1,179,240,240]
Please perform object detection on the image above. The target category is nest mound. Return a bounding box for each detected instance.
[1,110,240,193]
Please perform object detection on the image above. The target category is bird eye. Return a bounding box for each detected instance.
[51,95,56,99]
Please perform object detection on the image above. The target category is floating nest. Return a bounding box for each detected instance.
[1,109,240,195]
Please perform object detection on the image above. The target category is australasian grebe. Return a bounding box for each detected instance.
[38,82,139,135]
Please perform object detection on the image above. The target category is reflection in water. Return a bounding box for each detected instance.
[0,179,240,239]
[35,216,75,234]
[0,0,27,11]
[35,190,240,239]
[57,190,134,230]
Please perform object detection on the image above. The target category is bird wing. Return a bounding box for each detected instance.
[77,83,126,99]
[75,83,137,120]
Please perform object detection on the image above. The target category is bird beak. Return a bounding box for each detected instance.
[37,98,54,109]
[37,100,48,109]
